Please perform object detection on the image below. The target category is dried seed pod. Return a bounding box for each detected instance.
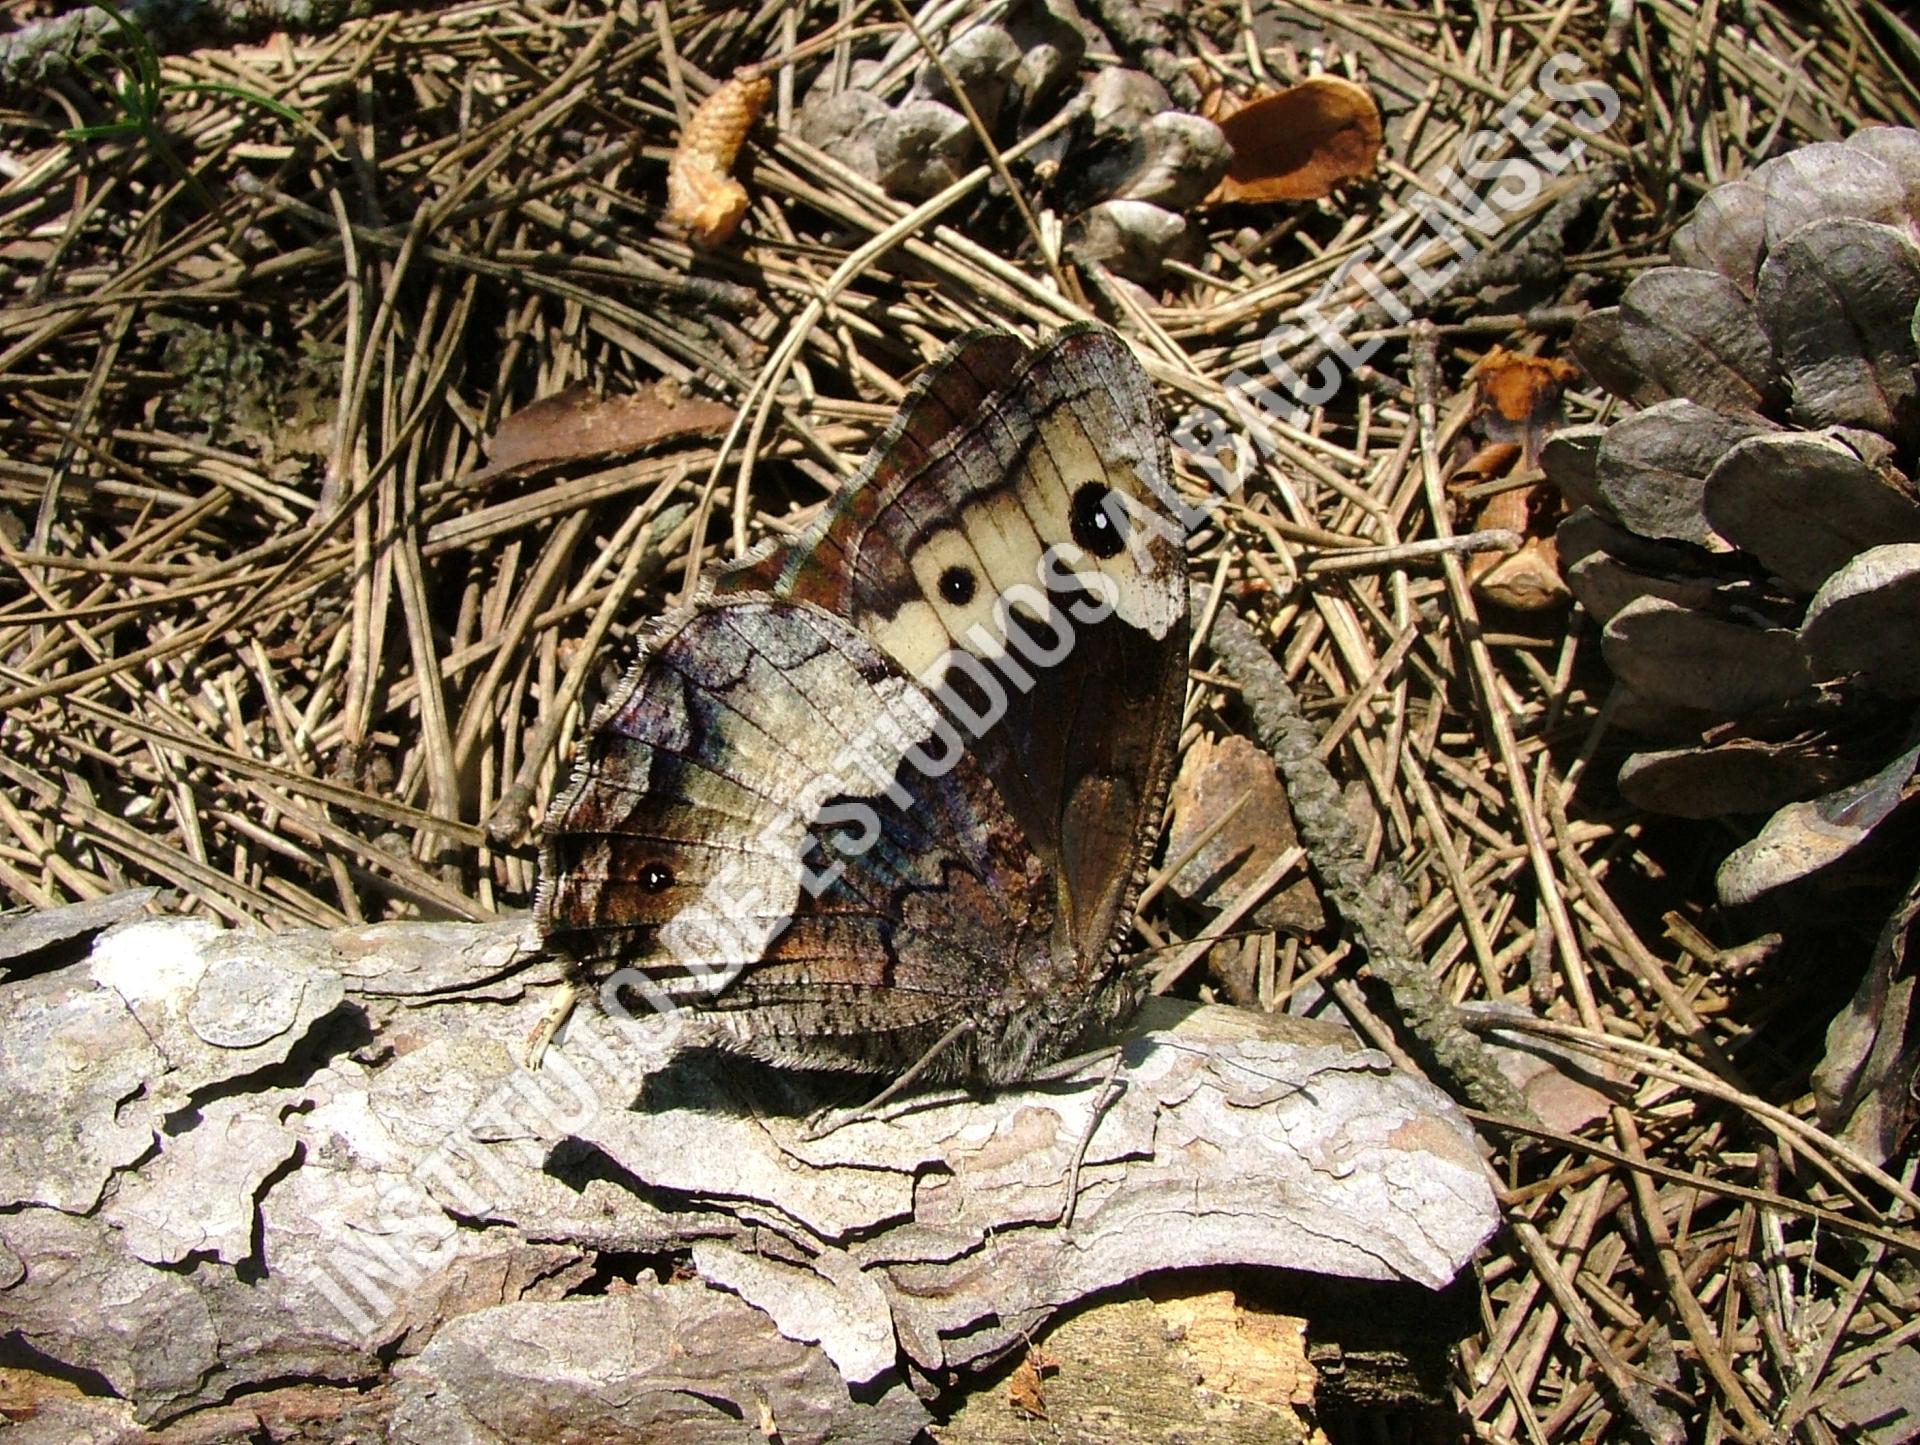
[873,98,974,201]
[665,71,771,246]
[1004,0,1086,114]
[1087,67,1171,135]
[795,87,891,180]
[1458,471,1554,606]
[1472,535,1568,612]
[1103,111,1232,210]
[1453,445,1570,611]
[909,23,1020,131]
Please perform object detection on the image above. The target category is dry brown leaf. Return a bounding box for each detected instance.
[1452,376,1573,610]
[1006,1346,1057,1419]
[471,383,736,483]
[666,71,771,245]
[1455,439,1523,486]
[1469,1006,1617,1134]
[1474,537,1570,611]
[1205,76,1382,204]
[1165,733,1325,938]
[1460,450,1553,597]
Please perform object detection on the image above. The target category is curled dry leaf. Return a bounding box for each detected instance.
[1006,1346,1058,1419]
[1469,525,1567,612]
[1470,346,1582,463]
[1205,75,1382,205]
[666,71,771,245]
[472,383,737,483]
[1165,733,1326,955]
[1451,349,1582,610]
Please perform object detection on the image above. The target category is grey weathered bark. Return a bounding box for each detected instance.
[0,899,1498,1441]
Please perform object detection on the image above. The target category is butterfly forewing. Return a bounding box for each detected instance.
[733,326,1189,991]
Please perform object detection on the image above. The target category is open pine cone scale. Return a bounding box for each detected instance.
[1544,126,1920,908]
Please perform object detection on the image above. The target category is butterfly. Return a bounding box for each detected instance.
[535,324,1188,1085]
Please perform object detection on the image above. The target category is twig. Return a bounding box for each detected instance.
[1199,593,1533,1120]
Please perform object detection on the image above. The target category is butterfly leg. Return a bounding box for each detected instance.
[800,1017,978,1139]
[522,980,580,1070]
[1056,1048,1126,1229]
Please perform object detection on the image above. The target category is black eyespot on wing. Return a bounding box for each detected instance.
[939,565,977,605]
[1070,481,1126,559]
[640,862,674,892]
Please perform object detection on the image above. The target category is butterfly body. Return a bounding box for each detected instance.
[537,325,1188,1084]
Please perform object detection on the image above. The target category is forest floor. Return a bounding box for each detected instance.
[3,0,1919,1440]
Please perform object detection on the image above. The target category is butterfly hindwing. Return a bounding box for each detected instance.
[537,597,1077,1079]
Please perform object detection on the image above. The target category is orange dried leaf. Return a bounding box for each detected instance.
[1206,76,1381,204]
[666,71,771,245]
[1007,1347,1058,1419]
[472,383,736,482]
[1469,346,1581,459]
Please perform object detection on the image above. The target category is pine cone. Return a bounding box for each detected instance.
[1545,127,1920,907]
[793,3,1230,281]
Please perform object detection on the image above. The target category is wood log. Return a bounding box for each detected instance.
[0,899,1498,1440]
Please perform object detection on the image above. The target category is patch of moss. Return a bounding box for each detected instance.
[152,315,344,458]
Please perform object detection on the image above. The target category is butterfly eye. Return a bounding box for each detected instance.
[939,565,977,605]
[639,862,674,892]
[1070,482,1127,559]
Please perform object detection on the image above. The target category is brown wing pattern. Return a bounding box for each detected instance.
[539,326,1188,1082]
[729,325,1189,995]
[537,598,1062,1078]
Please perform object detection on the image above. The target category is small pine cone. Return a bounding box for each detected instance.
[666,72,771,245]
[1542,127,1920,905]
